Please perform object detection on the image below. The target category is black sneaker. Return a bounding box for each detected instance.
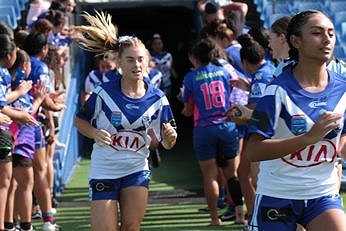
[198,207,210,213]
[218,206,236,221]
[51,197,59,208]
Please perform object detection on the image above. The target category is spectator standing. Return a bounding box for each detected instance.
[150,34,175,98]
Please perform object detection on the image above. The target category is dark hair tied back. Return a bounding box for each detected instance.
[189,38,215,65]
[238,34,265,64]
[286,10,320,61]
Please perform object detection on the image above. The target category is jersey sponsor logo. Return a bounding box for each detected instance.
[125,104,139,110]
[281,140,337,167]
[291,115,306,135]
[111,111,122,127]
[308,101,327,108]
[109,130,146,152]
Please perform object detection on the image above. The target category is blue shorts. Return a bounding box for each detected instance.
[249,194,344,231]
[193,122,239,162]
[88,170,151,201]
[35,125,46,149]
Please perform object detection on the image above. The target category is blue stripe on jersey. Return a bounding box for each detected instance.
[248,61,275,104]
[249,65,346,139]
[77,78,174,135]
[0,68,11,107]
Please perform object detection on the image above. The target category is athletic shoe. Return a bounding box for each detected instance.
[198,206,210,213]
[55,140,66,149]
[218,206,236,221]
[19,225,35,231]
[43,222,62,231]
[51,208,57,215]
[32,210,42,220]
[52,197,59,208]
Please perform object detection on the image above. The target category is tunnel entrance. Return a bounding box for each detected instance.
[76,0,198,132]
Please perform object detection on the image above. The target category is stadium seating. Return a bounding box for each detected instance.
[256,0,346,60]
[0,0,21,19]
[0,6,17,29]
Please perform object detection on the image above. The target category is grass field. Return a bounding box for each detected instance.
[33,128,346,231]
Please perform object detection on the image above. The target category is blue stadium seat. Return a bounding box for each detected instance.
[0,6,17,29]
[333,11,346,32]
[327,1,346,13]
[341,22,346,42]
[0,0,21,19]
[0,14,11,28]
[264,13,287,29]
[291,2,324,14]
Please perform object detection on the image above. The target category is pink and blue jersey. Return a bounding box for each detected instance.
[9,68,36,159]
[76,78,176,179]
[182,63,231,127]
[248,65,346,199]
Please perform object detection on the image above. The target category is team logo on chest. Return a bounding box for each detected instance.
[111,111,122,127]
[291,115,307,135]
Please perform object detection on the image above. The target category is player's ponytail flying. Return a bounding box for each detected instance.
[72,11,119,54]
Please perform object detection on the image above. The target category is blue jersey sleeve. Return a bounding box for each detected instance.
[182,72,193,103]
[248,85,279,138]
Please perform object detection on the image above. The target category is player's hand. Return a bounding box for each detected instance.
[303,111,343,145]
[161,123,177,150]
[0,113,12,125]
[225,105,252,125]
[19,111,39,126]
[16,80,33,96]
[230,77,250,91]
[92,129,112,146]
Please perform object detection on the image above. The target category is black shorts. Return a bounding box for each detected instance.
[0,129,13,162]
[41,116,60,137]
[13,154,33,167]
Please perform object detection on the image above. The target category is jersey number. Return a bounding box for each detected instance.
[200,81,225,109]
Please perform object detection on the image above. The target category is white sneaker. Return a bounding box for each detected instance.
[42,222,61,231]
[55,140,66,149]
[51,208,57,215]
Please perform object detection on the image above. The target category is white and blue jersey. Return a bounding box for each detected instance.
[151,51,173,89]
[0,68,12,130]
[248,65,346,200]
[147,68,162,89]
[182,63,231,127]
[248,61,275,105]
[28,56,52,93]
[11,68,33,112]
[0,68,11,108]
[84,69,120,94]
[76,78,176,179]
